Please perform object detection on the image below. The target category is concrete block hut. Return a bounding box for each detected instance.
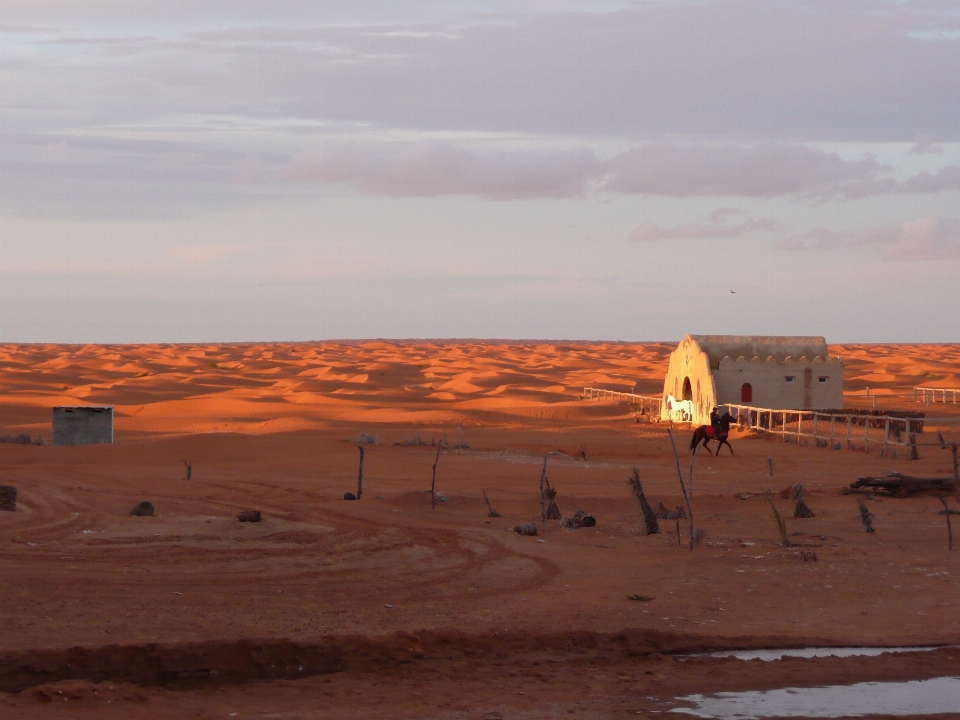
[53,406,114,446]
[661,335,843,424]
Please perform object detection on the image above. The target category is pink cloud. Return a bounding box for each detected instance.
[784,217,960,260]
[284,139,960,201]
[604,143,893,198]
[872,217,960,260]
[776,237,806,252]
[629,212,777,242]
[285,141,600,200]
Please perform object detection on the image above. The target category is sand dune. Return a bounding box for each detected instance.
[1,341,958,435]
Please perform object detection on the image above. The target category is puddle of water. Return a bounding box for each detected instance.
[671,676,960,719]
[704,646,942,662]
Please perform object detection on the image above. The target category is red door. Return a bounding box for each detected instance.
[741,383,753,403]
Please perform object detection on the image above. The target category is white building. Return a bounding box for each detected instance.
[661,335,844,424]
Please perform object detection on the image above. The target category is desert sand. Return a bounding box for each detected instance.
[1,341,959,718]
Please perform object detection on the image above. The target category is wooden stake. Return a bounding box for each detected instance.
[667,428,697,551]
[628,467,660,535]
[938,434,959,479]
[482,490,502,518]
[356,446,365,499]
[937,495,954,551]
[540,455,549,530]
[431,445,441,510]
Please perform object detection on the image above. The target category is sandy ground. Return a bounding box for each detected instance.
[1,341,959,718]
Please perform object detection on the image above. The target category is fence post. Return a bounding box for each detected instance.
[884,417,890,454]
[864,414,870,451]
[846,415,852,446]
[830,415,835,445]
[913,387,917,402]
[797,412,802,443]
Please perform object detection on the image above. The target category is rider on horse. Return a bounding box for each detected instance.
[710,407,721,438]
[691,408,735,455]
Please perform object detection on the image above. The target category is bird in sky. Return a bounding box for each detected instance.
[729,289,736,294]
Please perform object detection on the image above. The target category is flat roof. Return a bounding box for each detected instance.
[53,406,114,410]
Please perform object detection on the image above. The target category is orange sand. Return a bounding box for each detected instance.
[1,341,958,717]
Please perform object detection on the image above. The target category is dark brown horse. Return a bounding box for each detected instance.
[690,412,735,455]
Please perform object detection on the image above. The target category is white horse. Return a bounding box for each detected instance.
[664,394,693,423]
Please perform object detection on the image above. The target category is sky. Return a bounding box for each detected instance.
[1,0,959,343]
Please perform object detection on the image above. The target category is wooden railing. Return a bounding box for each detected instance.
[721,403,932,455]
[915,387,960,404]
[582,387,662,415]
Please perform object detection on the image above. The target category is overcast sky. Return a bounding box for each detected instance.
[1,0,958,343]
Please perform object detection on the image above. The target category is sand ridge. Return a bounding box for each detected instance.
[0,341,678,436]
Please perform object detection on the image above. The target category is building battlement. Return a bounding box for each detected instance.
[718,354,843,367]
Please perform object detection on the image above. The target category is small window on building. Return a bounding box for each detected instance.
[818,376,828,383]
[785,376,795,383]
[741,383,752,402]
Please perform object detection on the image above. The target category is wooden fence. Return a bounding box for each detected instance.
[582,387,663,415]
[915,387,959,404]
[722,403,930,455]
[580,385,958,455]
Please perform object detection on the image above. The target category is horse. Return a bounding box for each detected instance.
[690,412,736,455]
[664,394,694,423]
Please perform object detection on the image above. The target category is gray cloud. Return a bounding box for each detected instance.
[308,2,960,141]
[3,1,959,142]
[900,164,960,193]
[3,1,959,219]
[908,136,945,156]
[783,217,960,260]
[605,144,897,198]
